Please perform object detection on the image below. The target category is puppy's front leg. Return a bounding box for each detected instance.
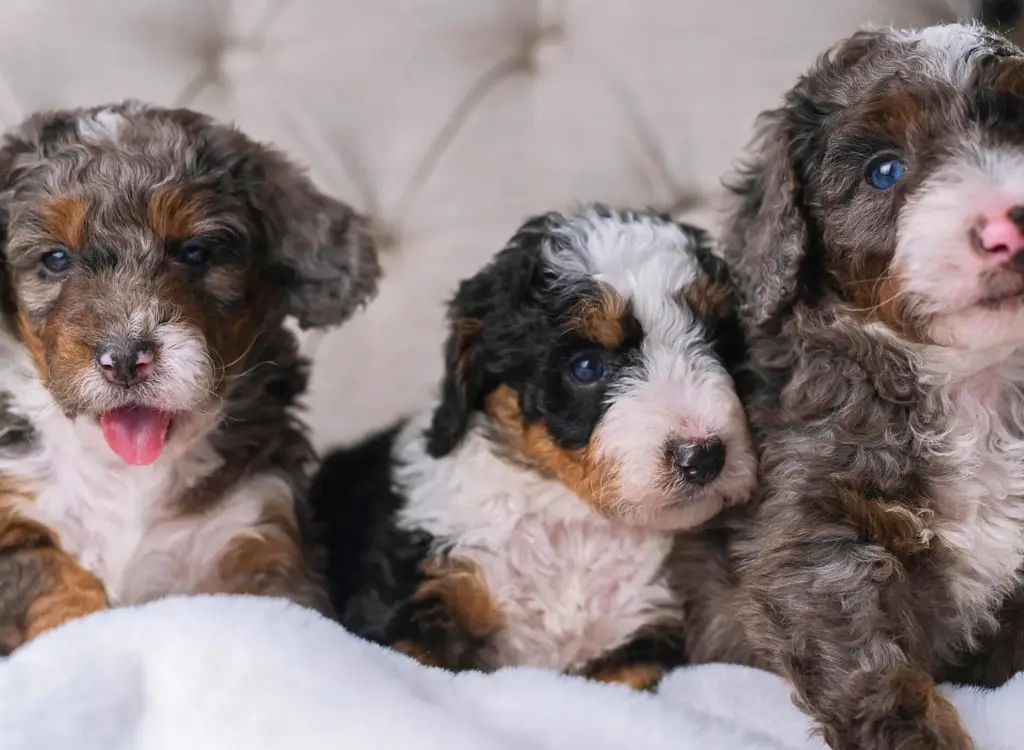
[390,557,502,671]
[744,513,972,750]
[580,629,687,691]
[0,519,108,653]
[209,508,333,616]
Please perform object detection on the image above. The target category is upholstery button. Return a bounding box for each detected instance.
[524,24,564,72]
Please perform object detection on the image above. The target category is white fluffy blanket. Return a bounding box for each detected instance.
[0,595,1020,750]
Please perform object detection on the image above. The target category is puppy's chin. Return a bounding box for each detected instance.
[927,300,1024,352]
[611,493,726,532]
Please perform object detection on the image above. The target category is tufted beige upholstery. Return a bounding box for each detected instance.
[0,0,952,449]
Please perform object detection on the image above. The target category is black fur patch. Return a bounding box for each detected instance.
[308,424,432,643]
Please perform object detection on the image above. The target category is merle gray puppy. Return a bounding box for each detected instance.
[0,101,379,652]
[721,22,1024,750]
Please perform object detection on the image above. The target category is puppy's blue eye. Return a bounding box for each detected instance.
[41,247,71,273]
[568,352,607,385]
[866,157,907,190]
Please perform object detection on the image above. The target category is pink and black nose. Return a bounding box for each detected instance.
[96,340,155,386]
[671,437,726,486]
[974,205,1024,266]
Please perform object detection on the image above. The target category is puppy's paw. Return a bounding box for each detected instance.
[586,662,666,692]
[393,639,442,668]
[821,667,974,750]
[23,567,109,642]
[0,544,109,654]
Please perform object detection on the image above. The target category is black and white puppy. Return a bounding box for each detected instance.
[310,205,757,688]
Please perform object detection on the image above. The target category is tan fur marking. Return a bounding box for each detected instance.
[148,186,202,240]
[413,557,503,639]
[23,549,109,640]
[860,93,926,139]
[15,311,49,382]
[43,313,96,386]
[454,317,483,381]
[840,258,928,343]
[393,640,441,667]
[209,504,328,611]
[0,486,109,652]
[990,61,1024,96]
[837,488,932,558]
[485,385,621,516]
[680,277,730,319]
[40,195,89,249]
[587,663,665,691]
[151,273,268,400]
[567,289,627,348]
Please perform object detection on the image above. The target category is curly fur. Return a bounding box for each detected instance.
[721,23,1024,750]
[0,101,380,650]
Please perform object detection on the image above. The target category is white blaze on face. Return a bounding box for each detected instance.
[71,297,216,466]
[897,146,1024,349]
[544,209,756,529]
[150,320,216,411]
[598,355,750,529]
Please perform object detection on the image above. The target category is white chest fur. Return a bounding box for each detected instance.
[923,349,1024,638]
[392,414,678,671]
[0,350,275,606]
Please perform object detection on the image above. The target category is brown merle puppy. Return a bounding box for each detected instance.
[0,101,379,653]
[310,205,757,689]
[720,22,1024,750]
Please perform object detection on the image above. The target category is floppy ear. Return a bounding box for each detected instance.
[252,147,381,330]
[425,297,485,458]
[720,110,810,330]
[722,29,894,328]
[425,218,549,458]
[192,120,381,331]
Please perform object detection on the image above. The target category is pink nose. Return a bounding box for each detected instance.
[976,207,1024,263]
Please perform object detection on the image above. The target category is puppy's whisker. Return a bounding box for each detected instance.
[224,360,280,383]
[840,274,917,317]
[220,330,266,373]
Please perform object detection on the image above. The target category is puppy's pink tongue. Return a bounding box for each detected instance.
[99,407,172,466]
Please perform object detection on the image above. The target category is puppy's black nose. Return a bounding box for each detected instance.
[672,438,726,486]
[96,340,155,386]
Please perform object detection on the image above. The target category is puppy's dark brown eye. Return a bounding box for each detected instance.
[174,239,213,268]
[41,246,72,274]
